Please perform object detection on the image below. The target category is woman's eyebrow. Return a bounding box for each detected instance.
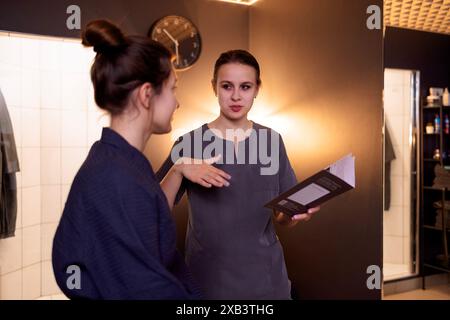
[219,80,253,85]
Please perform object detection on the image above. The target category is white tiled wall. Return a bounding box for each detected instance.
[0,32,108,300]
[383,69,413,277]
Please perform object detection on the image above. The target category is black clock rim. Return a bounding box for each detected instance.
[147,14,202,71]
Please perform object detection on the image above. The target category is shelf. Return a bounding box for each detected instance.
[422,133,450,136]
[423,186,447,191]
[421,99,450,280]
[423,224,450,232]
[424,256,450,272]
[422,103,450,108]
[424,158,440,162]
[423,105,441,109]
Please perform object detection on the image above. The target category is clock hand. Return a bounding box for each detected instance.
[175,43,179,66]
[163,28,178,46]
[162,29,180,67]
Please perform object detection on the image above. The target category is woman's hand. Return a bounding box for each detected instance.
[292,206,320,221]
[174,155,231,188]
[274,206,320,227]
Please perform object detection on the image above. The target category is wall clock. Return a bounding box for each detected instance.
[148,15,202,71]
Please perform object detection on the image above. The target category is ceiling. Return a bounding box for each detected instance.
[384,0,450,35]
[219,0,450,35]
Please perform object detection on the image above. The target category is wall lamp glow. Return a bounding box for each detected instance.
[218,0,260,6]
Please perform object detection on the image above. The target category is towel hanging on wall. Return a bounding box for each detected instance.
[384,124,396,211]
[0,88,20,239]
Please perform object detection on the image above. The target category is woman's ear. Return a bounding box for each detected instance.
[254,85,260,99]
[137,83,154,109]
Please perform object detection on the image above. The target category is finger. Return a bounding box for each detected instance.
[196,178,212,188]
[211,167,231,180]
[307,207,320,214]
[203,175,224,188]
[204,154,222,165]
[292,213,312,221]
[210,174,230,187]
[206,170,230,187]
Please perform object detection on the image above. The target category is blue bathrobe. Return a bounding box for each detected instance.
[52,127,201,300]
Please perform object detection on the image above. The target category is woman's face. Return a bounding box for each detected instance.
[151,70,179,134]
[214,63,259,121]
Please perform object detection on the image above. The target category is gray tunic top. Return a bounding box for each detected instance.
[156,122,297,299]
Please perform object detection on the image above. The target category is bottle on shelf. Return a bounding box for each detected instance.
[426,122,435,134]
[443,88,450,107]
[435,114,441,133]
[433,148,441,160]
[445,115,449,134]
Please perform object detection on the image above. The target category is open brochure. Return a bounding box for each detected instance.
[265,153,355,216]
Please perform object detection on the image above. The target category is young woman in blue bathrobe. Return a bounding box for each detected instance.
[52,20,201,300]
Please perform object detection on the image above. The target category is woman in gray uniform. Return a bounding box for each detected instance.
[157,50,320,299]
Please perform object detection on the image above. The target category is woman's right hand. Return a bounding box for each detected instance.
[174,155,231,188]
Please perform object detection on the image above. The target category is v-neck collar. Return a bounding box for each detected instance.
[202,122,260,160]
[204,121,257,144]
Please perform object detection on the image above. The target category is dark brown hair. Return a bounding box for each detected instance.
[212,49,261,88]
[82,20,173,115]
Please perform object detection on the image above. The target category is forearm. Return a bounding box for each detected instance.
[160,164,184,211]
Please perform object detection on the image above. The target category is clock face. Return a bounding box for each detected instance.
[148,15,201,71]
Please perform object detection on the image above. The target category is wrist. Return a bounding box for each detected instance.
[172,162,185,177]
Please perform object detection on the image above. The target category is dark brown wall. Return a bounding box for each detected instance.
[249,0,383,299]
[384,26,450,98]
[0,0,246,39]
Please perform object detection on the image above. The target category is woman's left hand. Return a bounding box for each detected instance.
[274,206,320,227]
[291,206,320,221]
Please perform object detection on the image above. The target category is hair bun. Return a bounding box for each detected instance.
[81,19,126,53]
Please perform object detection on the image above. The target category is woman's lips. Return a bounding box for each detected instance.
[230,105,243,112]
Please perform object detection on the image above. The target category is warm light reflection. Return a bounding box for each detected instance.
[248,100,292,136]
[250,99,323,160]
[169,96,324,164]
[218,0,260,6]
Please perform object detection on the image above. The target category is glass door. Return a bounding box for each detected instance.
[383,68,420,281]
